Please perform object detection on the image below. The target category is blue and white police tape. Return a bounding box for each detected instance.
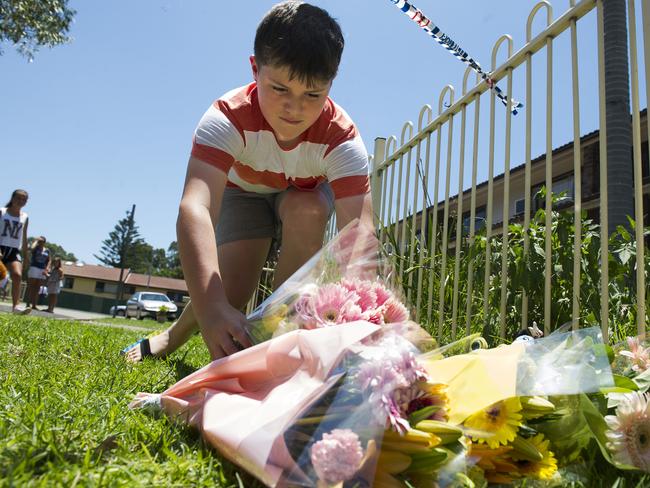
[389,0,524,115]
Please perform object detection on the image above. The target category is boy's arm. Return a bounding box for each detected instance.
[177,156,252,359]
[334,192,374,231]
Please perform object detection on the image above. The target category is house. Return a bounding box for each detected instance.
[57,263,188,315]
[398,110,650,245]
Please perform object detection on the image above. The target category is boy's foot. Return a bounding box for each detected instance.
[12,307,31,315]
[122,330,171,363]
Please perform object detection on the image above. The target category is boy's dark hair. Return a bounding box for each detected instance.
[254,1,344,86]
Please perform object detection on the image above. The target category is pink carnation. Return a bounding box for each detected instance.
[310,429,364,483]
[294,293,317,329]
[357,336,429,433]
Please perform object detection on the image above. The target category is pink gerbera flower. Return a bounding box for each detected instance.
[372,281,394,307]
[606,392,650,471]
[382,298,410,323]
[341,277,378,312]
[310,429,364,483]
[311,283,361,327]
[620,337,650,374]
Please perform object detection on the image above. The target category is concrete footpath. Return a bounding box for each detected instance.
[0,302,151,332]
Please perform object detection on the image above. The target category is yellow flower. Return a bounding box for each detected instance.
[262,304,288,333]
[469,444,520,483]
[511,434,558,480]
[464,397,523,448]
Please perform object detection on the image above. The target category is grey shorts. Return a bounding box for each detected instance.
[215,183,335,246]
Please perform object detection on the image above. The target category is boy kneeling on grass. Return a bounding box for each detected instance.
[123,1,373,362]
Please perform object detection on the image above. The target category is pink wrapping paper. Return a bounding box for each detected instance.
[132,322,380,487]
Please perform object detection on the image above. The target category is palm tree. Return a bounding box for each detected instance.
[602,0,634,235]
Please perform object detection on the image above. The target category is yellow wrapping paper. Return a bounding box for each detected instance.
[421,343,526,424]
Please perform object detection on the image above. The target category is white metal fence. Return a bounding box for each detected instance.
[251,0,649,345]
[367,0,649,343]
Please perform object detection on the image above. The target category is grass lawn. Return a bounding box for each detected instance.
[2,313,649,487]
[0,313,262,487]
[98,316,170,330]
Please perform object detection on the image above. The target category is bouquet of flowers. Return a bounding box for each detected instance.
[573,335,650,475]
[417,328,614,486]
[130,222,618,487]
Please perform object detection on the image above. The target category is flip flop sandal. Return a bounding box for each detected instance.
[120,338,152,360]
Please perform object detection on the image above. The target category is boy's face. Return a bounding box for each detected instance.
[251,56,332,147]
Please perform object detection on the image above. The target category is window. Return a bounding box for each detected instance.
[514,198,525,216]
[553,175,575,203]
[533,175,575,212]
[462,206,487,234]
[62,277,74,289]
[141,293,171,302]
[104,283,118,294]
[167,291,188,303]
[95,281,118,294]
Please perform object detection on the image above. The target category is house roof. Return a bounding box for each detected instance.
[62,263,187,292]
[125,273,187,292]
[422,108,648,208]
[63,263,126,282]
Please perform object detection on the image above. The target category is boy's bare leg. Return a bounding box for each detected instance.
[124,237,271,362]
[124,301,199,362]
[273,190,330,288]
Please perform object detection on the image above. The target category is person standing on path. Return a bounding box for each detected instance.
[25,236,50,311]
[45,257,64,313]
[0,189,30,314]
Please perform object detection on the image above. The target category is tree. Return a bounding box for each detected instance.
[164,241,183,279]
[0,0,76,59]
[129,242,184,279]
[602,0,634,234]
[95,210,144,270]
[27,237,77,262]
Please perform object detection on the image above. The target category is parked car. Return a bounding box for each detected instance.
[125,292,178,320]
[109,304,127,317]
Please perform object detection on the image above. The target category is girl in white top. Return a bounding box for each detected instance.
[0,189,30,313]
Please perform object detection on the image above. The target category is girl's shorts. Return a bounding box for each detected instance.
[0,246,21,264]
[27,266,46,280]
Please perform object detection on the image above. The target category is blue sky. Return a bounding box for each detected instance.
[3,0,638,264]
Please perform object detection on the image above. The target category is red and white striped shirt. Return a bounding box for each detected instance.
[191,83,370,200]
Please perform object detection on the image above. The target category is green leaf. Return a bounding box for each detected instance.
[579,393,615,464]
[408,405,441,426]
[618,247,633,265]
[613,374,639,391]
[580,394,641,471]
[633,368,650,393]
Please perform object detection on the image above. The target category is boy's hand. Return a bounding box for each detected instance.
[200,302,252,360]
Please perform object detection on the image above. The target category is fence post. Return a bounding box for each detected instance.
[371,137,386,228]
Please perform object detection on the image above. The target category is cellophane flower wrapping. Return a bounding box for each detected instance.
[130,221,441,487]
[130,220,618,487]
[414,328,615,486]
